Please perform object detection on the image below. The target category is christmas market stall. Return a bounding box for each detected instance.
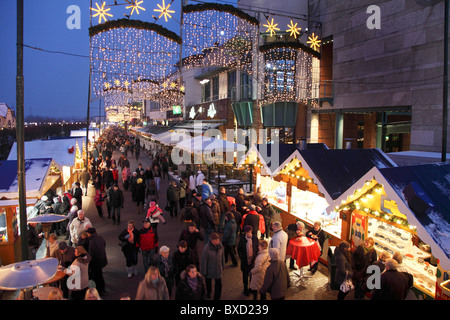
[0,158,61,264]
[330,163,450,300]
[7,138,85,190]
[238,143,397,264]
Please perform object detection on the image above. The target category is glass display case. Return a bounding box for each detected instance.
[368,217,437,296]
[290,186,342,237]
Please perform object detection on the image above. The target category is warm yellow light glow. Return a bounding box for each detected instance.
[170,81,177,88]
[307,33,321,51]
[263,18,280,37]
[126,0,146,16]
[154,0,175,22]
[91,1,113,24]
[286,20,301,39]
[180,85,185,92]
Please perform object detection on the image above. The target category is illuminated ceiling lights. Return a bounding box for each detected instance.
[90,1,113,24]
[182,3,258,75]
[154,0,175,22]
[126,0,146,16]
[307,33,321,51]
[286,20,301,39]
[263,18,280,37]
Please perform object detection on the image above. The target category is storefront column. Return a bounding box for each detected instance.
[335,112,344,149]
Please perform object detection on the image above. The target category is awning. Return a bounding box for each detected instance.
[152,130,192,146]
[171,120,226,134]
[232,102,253,127]
[175,135,246,153]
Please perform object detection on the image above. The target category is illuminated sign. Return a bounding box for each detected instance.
[172,105,182,115]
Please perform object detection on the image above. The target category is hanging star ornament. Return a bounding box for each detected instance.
[307,33,321,51]
[154,0,175,22]
[91,1,113,24]
[286,20,301,39]
[126,0,145,16]
[263,18,280,37]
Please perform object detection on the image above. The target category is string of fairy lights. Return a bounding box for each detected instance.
[88,1,324,122]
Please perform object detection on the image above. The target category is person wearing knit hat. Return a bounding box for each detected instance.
[259,248,290,300]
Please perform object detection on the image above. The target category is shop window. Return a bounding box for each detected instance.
[212,76,219,101]
[228,71,236,99]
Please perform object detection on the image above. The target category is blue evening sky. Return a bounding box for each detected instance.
[0,0,235,121]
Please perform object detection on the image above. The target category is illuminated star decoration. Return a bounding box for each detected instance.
[114,79,121,86]
[91,1,113,24]
[307,33,321,51]
[286,20,301,39]
[126,0,146,16]
[154,0,175,22]
[180,85,185,92]
[263,18,280,37]
[170,81,177,89]
[104,82,111,89]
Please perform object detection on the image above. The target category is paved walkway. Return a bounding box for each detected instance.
[2,147,342,300]
[78,148,339,300]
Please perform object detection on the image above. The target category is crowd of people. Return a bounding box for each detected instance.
[25,126,414,301]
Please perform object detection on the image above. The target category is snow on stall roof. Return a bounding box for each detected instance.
[7,138,80,167]
[0,158,52,196]
[425,209,450,259]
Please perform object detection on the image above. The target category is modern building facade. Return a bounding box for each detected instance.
[309,0,449,153]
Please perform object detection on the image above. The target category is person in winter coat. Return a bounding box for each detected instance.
[352,244,368,300]
[259,198,275,239]
[210,194,221,231]
[178,179,187,210]
[134,178,146,214]
[259,248,290,300]
[234,188,246,215]
[178,223,204,261]
[237,225,259,296]
[69,210,91,246]
[86,228,107,296]
[80,168,91,196]
[334,241,353,300]
[146,201,166,239]
[130,172,138,202]
[166,181,180,218]
[306,221,326,273]
[222,212,238,267]
[199,197,216,244]
[249,240,270,300]
[72,182,83,209]
[135,266,170,300]
[371,259,414,300]
[110,184,124,225]
[94,189,104,218]
[175,264,207,300]
[241,204,265,237]
[201,179,213,200]
[269,221,288,262]
[63,246,91,301]
[138,218,158,274]
[196,171,205,194]
[118,220,140,278]
[153,246,175,298]
[102,167,114,190]
[217,187,230,232]
[122,165,131,191]
[173,240,198,286]
[179,199,199,229]
[200,233,225,300]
